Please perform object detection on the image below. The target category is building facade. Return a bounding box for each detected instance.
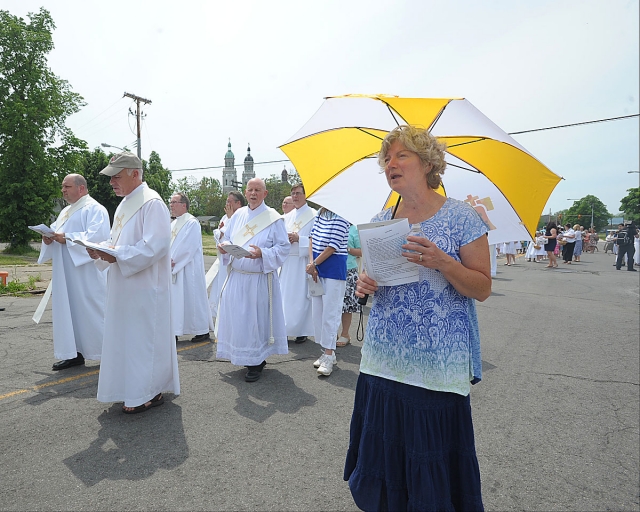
[222,140,255,194]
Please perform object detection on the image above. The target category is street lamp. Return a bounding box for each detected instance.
[101,142,125,151]
[567,199,594,229]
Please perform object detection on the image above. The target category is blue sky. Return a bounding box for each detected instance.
[4,0,639,214]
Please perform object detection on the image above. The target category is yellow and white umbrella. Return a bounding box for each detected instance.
[279,95,562,244]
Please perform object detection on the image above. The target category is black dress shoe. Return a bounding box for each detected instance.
[52,354,85,371]
[628,268,637,271]
[294,336,308,344]
[245,361,266,382]
[191,333,211,342]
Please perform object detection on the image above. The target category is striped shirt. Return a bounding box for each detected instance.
[310,212,350,280]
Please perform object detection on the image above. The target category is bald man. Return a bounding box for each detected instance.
[282,196,294,214]
[38,174,110,370]
[216,178,290,382]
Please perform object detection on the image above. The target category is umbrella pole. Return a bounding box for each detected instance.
[392,196,402,219]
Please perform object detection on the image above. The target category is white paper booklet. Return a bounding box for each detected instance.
[220,243,252,258]
[29,224,55,237]
[357,218,419,286]
[65,238,118,258]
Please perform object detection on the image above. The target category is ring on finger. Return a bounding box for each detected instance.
[419,254,423,262]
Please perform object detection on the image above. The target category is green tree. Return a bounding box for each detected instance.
[80,148,120,221]
[619,188,640,225]
[0,8,86,250]
[173,175,225,218]
[143,151,172,202]
[564,195,610,231]
[263,169,317,213]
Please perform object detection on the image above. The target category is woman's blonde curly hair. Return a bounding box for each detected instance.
[377,125,447,189]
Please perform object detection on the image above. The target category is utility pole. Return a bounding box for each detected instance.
[123,92,152,160]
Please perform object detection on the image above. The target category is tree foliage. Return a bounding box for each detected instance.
[561,195,610,231]
[0,8,86,249]
[80,148,120,221]
[143,151,173,203]
[263,169,317,212]
[173,175,225,218]
[619,188,640,225]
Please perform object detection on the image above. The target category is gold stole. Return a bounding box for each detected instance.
[54,195,92,231]
[171,213,193,246]
[207,207,282,289]
[110,186,161,244]
[285,206,315,233]
[231,207,283,246]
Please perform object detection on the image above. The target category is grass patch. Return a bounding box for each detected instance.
[0,272,42,296]
[0,254,31,266]
[202,233,218,257]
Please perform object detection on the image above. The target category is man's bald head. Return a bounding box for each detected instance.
[246,178,268,210]
[61,174,88,204]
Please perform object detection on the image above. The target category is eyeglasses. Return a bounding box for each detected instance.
[169,201,185,205]
[291,192,304,196]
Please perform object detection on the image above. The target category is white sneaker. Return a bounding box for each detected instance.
[317,354,336,376]
[313,352,336,368]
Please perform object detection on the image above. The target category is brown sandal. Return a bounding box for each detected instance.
[122,393,164,414]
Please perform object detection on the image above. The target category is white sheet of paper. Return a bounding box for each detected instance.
[29,224,55,237]
[357,218,419,286]
[66,238,118,257]
[221,243,252,258]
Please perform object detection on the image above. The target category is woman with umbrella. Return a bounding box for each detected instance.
[344,125,490,511]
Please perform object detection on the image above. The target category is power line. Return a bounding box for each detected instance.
[170,159,290,172]
[75,98,128,130]
[508,114,638,135]
[167,113,639,172]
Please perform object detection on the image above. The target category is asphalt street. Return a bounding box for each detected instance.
[0,250,638,511]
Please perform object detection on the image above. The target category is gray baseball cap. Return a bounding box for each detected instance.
[100,151,142,176]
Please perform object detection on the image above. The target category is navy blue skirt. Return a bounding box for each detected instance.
[344,373,484,512]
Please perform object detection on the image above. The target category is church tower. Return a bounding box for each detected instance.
[242,144,255,186]
[222,139,237,193]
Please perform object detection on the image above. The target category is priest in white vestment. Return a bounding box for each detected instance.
[279,183,316,343]
[38,174,109,370]
[169,192,211,342]
[216,178,290,382]
[88,152,179,414]
[281,196,294,214]
[208,191,245,323]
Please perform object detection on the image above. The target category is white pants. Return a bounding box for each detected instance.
[311,277,347,352]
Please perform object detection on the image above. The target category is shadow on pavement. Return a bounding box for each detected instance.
[24,367,100,407]
[63,399,188,487]
[218,368,316,423]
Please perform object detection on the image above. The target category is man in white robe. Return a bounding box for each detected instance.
[216,178,290,382]
[88,152,179,414]
[279,183,316,343]
[38,174,110,370]
[208,191,245,323]
[169,192,211,342]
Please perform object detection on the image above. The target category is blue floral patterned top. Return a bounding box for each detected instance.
[359,198,488,396]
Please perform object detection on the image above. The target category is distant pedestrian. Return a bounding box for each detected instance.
[561,223,576,264]
[573,224,583,262]
[544,221,559,268]
[616,221,638,271]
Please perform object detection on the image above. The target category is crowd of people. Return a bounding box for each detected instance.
[37,123,512,510]
[495,222,639,270]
